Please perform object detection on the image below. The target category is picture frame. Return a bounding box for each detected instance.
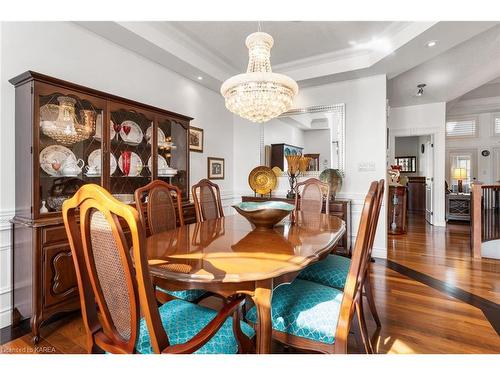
[189,126,204,152]
[207,157,224,180]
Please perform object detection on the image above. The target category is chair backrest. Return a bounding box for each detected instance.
[334,181,379,353]
[294,178,330,214]
[62,184,169,354]
[134,180,184,235]
[192,179,224,222]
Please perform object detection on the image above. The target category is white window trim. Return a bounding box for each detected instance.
[446,148,478,185]
[445,116,478,139]
[491,112,500,137]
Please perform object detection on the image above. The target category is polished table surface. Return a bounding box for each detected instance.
[146,212,346,353]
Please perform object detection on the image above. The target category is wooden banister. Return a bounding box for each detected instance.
[471,182,483,259]
[471,182,500,259]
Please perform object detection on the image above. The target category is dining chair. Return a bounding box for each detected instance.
[296,179,385,352]
[62,184,254,354]
[294,178,330,214]
[246,181,379,354]
[135,180,207,303]
[192,179,224,222]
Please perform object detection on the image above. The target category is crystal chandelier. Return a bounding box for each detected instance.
[220,31,298,123]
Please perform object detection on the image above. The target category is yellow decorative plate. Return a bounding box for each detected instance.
[248,166,278,194]
[271,166,283,176]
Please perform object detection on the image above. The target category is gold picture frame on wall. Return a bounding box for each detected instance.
[207,157,224,180]
[189,126,204,152]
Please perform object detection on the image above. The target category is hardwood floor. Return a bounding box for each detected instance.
[1,213,499,354]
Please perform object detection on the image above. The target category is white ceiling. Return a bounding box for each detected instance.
[76,21,500,108]
[388,23,500,107]
[168,21,408,70]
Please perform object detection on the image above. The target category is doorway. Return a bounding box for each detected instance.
[394,135,434,226]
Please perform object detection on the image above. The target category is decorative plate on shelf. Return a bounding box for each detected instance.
[147,155,178,176]
[94,120,116,141]
[119,120,143,145]
[145,125,166,145]
[40,145,76,176]
[87,149,117,176]
[271,166,283,176]
[248,166,278,194]
[118,151,143,177]
[319,169,343,197]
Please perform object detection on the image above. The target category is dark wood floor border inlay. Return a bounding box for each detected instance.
[377,259,500,335]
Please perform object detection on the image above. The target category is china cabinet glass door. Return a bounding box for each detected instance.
[108,106,153,203]
[156,116,189,200]
[37,90,105,216]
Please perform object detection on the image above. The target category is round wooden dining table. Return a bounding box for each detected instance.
[145,211,346,354]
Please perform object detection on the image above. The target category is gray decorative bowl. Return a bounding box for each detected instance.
[232,201,295,230]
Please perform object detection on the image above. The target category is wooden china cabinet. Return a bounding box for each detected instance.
[9,71,194,342]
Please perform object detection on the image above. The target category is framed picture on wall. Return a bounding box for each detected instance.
[189,126,204,152]
[207,157,224,180]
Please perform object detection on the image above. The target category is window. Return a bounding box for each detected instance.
[446,118,477,138]
[448,151,476,191]
[493,115,500,136]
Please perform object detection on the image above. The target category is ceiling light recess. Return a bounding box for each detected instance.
[426,40,437,47]
[220,32,298,123]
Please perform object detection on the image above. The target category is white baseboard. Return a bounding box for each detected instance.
[371,247,387,259]
[0,307,11,329]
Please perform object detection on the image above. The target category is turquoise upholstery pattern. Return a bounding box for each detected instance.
[298,254,350,290]
[246,279,343,345]
[157,287,207,302]
[136,299,255,354]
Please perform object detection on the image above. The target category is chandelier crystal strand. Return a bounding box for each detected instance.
[220,32,298,123]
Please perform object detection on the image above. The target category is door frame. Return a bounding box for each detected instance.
[388,126,446,227]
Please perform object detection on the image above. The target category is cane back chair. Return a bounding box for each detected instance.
[297,180,385,353]
[294,178,330,214]
[134,180,207,303]
[192,179,224,222]
[62,184,254,354]
[246,181,379,354]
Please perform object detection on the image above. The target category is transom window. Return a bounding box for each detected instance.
[446,118,477,138]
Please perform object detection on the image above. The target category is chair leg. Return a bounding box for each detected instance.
[364,270,381,328]
[355,298,373,354]
[232,305,255,353]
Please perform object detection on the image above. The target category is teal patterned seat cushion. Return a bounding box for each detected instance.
[157,287,207,302]
[246,279,343,345]
[298,254,350,290]
[136,299,255,354]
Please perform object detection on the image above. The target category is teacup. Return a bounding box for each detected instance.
[85,165,100,175]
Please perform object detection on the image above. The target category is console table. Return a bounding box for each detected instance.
[241,195,351,255]
[446,193,471,221]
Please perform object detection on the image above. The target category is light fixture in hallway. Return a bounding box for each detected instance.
[416,83,426,96]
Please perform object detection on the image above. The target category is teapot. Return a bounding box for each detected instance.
[61,158,85,177]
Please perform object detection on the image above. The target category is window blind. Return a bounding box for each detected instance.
[494,116,500,135]
[446,119,476,137]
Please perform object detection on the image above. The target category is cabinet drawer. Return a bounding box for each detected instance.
[42,225,68,245]
[42,243,78,309]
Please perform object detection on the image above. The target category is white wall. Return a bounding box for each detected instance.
[263,118,305,149]
[304,129,331,170]
[234,75,388,258]
[446,112,500,184]
[0,21,235,328]
[388,102,447,226]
